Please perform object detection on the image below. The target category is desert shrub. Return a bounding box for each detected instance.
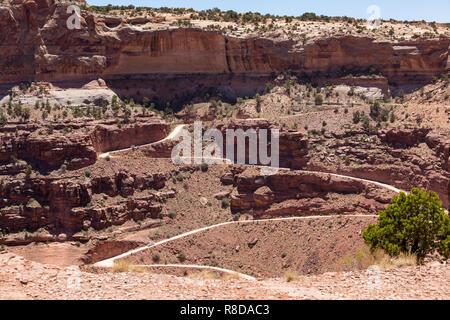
[284,271,300,282]
[169,211,177,219]
[24,164,32,179]
[334,246,417,272]
[84,169,91,178]
[21,108,31,121]
[363,188,450,263]
[177,252,186,262]
[200,163,209,172]
[442,74,449,83]
[26,198,39,207]
[390,112,396,123]
[369,102,380,119]
[221,198,230,209]
[347,86,355,96]
[362,116,371,131]
[113,260,130,273]
[0,112,7,126]
[314,94,323,105]
[152,253,160,263]
[255,93,262,113]
[352,111,361,124]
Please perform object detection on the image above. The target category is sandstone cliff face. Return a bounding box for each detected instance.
[307,127,450,209]
[215,120,310,169]
[0,170,167,236]
[0,129,97,170]
[0,115,171,237]
[89,118,169,153]
[302,37,450,85]
[0,0,448,97]
[228,168,395,217]
[0,116,170,169]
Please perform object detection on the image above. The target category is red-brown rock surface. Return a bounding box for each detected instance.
[0,250,447,300]
[215,120,310,169]
[0,170,167,237]
[228,167,395,216]
[0,129,96,169]
[89,118,169,153]
[0,116,169,169]
[306,127,450,208]
[0,0,448,97]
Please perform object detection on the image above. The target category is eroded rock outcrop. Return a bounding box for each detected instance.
[89,118,169,153]
[215,120,310,169]
[0,0,448,103]
[0,170,167,236]
[0,130,97,169]
[228,167,395,216]
[307,127,450,208]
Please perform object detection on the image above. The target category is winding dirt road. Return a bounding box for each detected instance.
[134,264,257,281]
[98,122,403,194]
[93,122,405,271]
[94,215,379,268]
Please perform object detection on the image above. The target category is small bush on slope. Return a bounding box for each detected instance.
[363,188,450,263]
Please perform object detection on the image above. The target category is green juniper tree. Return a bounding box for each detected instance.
[363,188,450,263]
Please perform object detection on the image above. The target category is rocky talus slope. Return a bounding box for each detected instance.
[0,116,169,170]
[227,167,395,216]
[0,116,170,239]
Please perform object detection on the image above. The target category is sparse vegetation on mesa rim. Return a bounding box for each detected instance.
[72,2,450,42]
[79,4,448,26]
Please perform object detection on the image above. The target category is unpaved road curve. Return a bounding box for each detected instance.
[94,122,406,268]
[99,122,403,194]
[134,264,257,281]
[94,214,378,268]
[99,124,186,159]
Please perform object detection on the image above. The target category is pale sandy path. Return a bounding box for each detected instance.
[99,124,186,159]
[97,121,403,195]
[94,214,378,268]
[133,264,257,281]
[94,121,406,269]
